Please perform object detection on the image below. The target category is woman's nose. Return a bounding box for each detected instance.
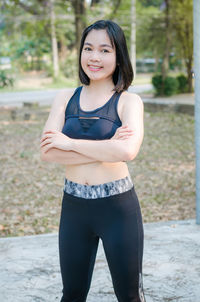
[89,50,101,61]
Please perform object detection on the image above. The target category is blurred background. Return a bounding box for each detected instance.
[0,0,193,94]
[0,0,195,238]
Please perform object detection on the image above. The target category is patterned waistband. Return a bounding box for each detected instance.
[63,175,133,199]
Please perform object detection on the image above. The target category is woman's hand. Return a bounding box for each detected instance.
[40,130,73,153]
[111,125,134,140]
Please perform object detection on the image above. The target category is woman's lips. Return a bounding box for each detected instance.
[88,65,103,71]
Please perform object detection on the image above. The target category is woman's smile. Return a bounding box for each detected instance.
[88,65,103,71]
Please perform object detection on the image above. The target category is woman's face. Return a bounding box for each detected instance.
[81,29,117,83]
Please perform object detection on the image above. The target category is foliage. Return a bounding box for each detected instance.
[140,0,163,7]
[164,76,179,96]
[176,74,189,93]
[152,73,179,96]
[0,0,194,90]
[60,52,78,79]
[170,0,193,92]
[152,74,163,95]
[0,70,14,88]
[137,0,193,92]
[136,2,166,59]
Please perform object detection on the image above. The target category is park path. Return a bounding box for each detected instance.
[0,84,194,110]
[0,219,199,302]
[0,84,152,107]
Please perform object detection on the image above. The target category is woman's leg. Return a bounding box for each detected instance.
[58,192,100,302]
[100,187,146,302]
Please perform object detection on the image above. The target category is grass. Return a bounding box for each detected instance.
[0,106,195,237]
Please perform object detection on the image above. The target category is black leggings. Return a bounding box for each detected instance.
[58,186,145,302]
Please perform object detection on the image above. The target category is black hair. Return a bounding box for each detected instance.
[78,20,133,93]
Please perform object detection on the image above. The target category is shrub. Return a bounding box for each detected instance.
[152,74,179,96]
[0,70,14,88]
[152,74,163,96]
[164,76,179,96]
[176,74,189,93]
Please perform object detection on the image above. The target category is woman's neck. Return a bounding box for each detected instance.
[83,79,115,95]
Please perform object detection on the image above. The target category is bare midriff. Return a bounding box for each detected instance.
[65,161,130,185]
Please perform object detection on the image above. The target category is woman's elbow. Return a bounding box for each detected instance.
[118,146,132,162]
[124,150,137,161]
[122,149,135,162]
[122,141,141,162]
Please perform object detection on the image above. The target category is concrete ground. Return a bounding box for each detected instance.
[0,219,199,302]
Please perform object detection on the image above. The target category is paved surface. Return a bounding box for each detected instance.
[0,219,199,302]
[0,85,194,116]
[140,92,194,105]
[0,84,153,107]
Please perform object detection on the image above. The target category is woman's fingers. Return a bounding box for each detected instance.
[41,139,54,152]
[119,134,133,140]
[41,132,57,142]
[40,130,57,142]
[40,138,52,148]
[118,130,133,135]
[118,125,133,132]
[116,127,134,139]
[42,143,52,153]
[118,129,134,137]
[111,125,134,140]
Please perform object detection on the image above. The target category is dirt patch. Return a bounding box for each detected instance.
[0,107,195,237]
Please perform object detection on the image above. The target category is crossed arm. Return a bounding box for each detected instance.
[40,91,144,165]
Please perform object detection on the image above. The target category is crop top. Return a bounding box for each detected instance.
[62,86,123,140]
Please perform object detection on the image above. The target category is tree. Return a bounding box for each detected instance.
[171,0,193,92]
[1,0,131,84]
[161,0,171,81]
[12,0,60,77]
[136,2,167,69]
[130,0,136,76]
[50,0,59,78]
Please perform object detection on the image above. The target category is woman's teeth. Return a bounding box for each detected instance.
[88,65,102,71]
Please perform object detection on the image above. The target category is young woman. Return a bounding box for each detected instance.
[40,20,146,302]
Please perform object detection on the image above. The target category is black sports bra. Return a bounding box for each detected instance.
[62,86,123,140]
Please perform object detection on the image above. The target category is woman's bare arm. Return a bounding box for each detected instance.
[41,93,144,163]
[71,94,144,162]
[41,147,99,165]
[40,89,99,165]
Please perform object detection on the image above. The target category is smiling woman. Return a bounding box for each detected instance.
[40,20,146,302]
[81,30,116,81]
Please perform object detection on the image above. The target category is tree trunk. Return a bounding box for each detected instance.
[71,0,86,76]
[130,0,136,78]
[154,51,159,72]
[161,0,171,94]
[50,0,59,79]
[186,58,193,93]
[58,37,68,63]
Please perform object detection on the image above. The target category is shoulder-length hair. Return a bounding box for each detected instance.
[78,20,133,93]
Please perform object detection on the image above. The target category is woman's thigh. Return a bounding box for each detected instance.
[97,187,145,301]
[59,192,100,300]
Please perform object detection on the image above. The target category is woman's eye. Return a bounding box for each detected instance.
[84,47,92,51]
[102,49,109,53]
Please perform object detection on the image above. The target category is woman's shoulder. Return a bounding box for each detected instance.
[53,87,79,108]
[121,90,143,103]
[118,90,143,113]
